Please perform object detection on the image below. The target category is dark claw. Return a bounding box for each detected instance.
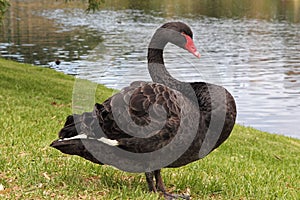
[146,170,190,200]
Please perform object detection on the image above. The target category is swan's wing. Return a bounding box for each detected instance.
[54,81,193,155]
[95,81,182,143]
[55,81,182,140]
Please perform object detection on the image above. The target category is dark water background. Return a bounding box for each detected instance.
[1,0,300,138]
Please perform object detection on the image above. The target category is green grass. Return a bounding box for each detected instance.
[0,58,299,199]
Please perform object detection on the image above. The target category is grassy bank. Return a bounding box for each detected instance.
[0,58,299,199]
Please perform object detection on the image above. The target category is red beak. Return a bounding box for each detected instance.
[182,33,201,58]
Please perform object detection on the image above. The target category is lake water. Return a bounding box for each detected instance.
[1,0,300,138]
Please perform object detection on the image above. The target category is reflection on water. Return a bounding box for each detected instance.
[0,0,300,138]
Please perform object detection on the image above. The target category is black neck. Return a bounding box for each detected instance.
[147,48,164,65]
[147,28,184,89]
[147,39,198,104]
[147,48,182,89]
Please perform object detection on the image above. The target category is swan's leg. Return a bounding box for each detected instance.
[145,172,157,192]
[154,170,190,200]
[154,169,166,192]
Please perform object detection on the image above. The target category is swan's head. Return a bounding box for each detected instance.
[160,22,201,58]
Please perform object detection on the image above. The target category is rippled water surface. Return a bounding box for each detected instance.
[1,0,300,138]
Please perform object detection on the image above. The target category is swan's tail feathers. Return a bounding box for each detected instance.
[51,109,119,164]
[50,138,104,165]
[50,135,119,165]
[58,115,78,139]
[58,111,103,139]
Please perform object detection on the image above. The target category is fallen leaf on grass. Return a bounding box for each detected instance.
[273,154,282,160]
[0,185,12,196]
[51,102,66,108]
[184,187,191,196]
[43,172,51,181]
[0,188,11,196]
[19,151,29,157]
[78,194,88,199]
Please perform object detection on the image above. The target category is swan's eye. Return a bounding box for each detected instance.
[181,32,193,39]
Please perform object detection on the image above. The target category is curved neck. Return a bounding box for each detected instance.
[147,48,183,90]
[147,33,198,103]
[147,29,184,91]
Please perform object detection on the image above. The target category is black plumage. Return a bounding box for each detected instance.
[50,22,236,199]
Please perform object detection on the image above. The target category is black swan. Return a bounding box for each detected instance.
[50,22,236,199]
